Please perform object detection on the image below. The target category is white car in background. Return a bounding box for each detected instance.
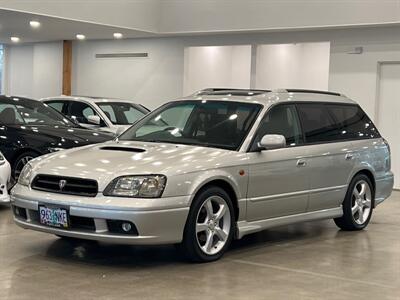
[0,152,11,204]
[41,96,150,135]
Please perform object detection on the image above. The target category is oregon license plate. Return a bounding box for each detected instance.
[39,205,69,228]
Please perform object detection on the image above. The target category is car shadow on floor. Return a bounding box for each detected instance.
[41,220,344,267]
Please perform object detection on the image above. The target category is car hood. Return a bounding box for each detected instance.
[31,140,246,191]
[18,125,114,148]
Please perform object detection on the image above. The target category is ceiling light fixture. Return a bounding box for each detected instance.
[113,32,123,39]
[29,20,41,28]
[10,36,20,43]
[76,34,86,40]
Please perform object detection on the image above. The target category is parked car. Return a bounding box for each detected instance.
[0,152,11,204]
[11,89,393,262]
[0,95,114,184]
[41,96,150,135]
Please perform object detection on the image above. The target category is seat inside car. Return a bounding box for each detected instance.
[0,107,17,124]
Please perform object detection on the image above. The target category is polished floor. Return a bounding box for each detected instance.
[1,193,400,300]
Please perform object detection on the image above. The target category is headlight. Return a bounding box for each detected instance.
[17,163,33,186]
[104,175,167,198]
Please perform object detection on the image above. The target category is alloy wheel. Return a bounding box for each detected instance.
[196,195,231,255]
[351,180,372,225]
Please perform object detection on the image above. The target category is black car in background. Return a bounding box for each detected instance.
[0,95,114,183]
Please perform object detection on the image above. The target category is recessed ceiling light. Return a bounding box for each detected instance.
[76,34,86,40]
[113,32,123,39]
[10,36,20,43]
[29,20,41,28]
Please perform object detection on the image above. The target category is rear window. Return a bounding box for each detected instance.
[297,103,380,144]
[327,104,380,140]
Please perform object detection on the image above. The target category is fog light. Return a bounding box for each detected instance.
[121,222,132,232]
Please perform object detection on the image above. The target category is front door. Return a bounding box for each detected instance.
[246,104,309,221]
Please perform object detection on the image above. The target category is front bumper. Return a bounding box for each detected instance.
[11,185,190,245]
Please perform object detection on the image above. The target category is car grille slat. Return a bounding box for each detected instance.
[31,175,98,197]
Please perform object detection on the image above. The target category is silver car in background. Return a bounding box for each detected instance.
[12,88,393,262]
[41,96,150,135]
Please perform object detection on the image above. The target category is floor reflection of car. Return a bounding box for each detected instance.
[0,95,114,184]
[41,96,150,136]
[0,152,11,204]
[11,89,393,262]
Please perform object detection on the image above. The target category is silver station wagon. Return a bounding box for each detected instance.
[11,88,394,262]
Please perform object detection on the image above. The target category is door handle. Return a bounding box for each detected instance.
[296,159,307,167]
[345,153,354,160]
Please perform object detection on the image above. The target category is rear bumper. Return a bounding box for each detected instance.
[375,172,394,206]
[11,187,190,245]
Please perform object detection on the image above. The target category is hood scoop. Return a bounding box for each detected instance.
[100,146,146,153]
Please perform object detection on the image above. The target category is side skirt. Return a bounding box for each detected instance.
[236,206,343,239]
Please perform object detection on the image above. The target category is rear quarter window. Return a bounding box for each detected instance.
[327,104,380,140]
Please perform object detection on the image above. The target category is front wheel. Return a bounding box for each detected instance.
[11,151,39,186]
[334,174,374,231]
[180,186,234,262]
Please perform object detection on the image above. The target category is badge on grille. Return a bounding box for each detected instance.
[59,179,67,190]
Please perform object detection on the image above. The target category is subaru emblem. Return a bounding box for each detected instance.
[59,179,67,190]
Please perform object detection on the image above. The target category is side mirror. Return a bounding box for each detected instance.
[257,134,286,150]
[87,115,101,125]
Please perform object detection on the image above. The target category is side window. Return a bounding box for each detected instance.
[251,104,303,151]
[46,101,66,114]
[327,104,380,140]
[0,104,24,124]
[69,101,102,125]
[297,103,338,143]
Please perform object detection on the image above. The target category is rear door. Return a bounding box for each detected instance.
[296,103,356,211]
[246,104,310,221]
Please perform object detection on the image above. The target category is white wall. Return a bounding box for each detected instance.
[183,45,251,95]
[72,38,184,109]
[255,42,330,90]
[4,41,62,99]
[4,26,400,118]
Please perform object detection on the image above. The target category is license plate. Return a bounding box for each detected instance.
[39,205,69,228]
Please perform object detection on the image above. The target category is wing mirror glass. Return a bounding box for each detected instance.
[87,115,101,125]
[257,134,286,150]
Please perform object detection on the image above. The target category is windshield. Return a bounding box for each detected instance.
[0,99,74,126]
[119,100,262,150]
[96,102,147,125]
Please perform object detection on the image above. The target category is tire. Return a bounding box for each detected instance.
[12,151,39,183]
[180,186,235,262]
[334,174,374,231]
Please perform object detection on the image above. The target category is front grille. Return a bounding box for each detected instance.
[31,175,98,197]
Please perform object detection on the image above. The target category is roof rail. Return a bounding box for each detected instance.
[274,89,342,96]
[195,88,270,96]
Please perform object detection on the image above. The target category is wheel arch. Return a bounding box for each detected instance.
[189,176,242,222]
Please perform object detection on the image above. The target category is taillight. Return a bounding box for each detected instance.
[383,138,391,170]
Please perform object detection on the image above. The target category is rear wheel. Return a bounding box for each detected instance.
[180,186,234,262]
[334,174,373,231]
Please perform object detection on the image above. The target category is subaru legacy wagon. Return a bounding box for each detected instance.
[11,88,394,262]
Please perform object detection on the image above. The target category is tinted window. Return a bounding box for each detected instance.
[297,104,338,143]
[120,101,262,151]
[251,104,303,150]
[96,102,146,125]
[327,104,380,140]
[69,102,102,125]
[0,100,74,126]
[46,101,66,114]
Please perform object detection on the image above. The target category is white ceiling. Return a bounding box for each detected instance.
[0,9,158,44]
[2,0,400,44]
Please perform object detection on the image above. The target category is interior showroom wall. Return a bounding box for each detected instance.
[2,26,400,118]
